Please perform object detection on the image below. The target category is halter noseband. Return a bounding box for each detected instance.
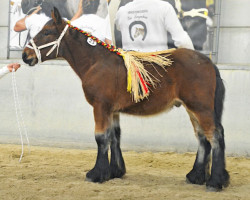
[26,24,69,64]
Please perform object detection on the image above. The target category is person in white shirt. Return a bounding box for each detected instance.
[71,0,112,44]
[14,5,50,39]
[10,0,28,49]
[0,63,21,79]
[115,0,194,52]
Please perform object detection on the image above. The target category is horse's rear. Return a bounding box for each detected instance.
[118,48,228,190]
[171,49,228,191]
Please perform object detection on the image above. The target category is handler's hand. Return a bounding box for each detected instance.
[32,5,42,15]
[7,63,21,72]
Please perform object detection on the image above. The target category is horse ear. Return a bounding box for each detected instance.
[51,7,62,25]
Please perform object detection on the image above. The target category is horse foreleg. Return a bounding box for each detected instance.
[110,112,126,179]
[86,105,111,183]
[206,124,230,191]
[186,115,211,185]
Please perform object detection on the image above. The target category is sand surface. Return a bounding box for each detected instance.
[0,144,250,200]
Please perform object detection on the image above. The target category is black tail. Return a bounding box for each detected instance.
[213,65,225,125]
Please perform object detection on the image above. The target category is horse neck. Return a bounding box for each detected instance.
[60,28,102,78]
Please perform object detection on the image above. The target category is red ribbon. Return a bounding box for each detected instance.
[136,71,148,94]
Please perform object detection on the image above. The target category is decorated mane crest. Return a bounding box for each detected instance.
[67,21,175,102]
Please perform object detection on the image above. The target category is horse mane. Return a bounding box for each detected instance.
[67,21,175,102]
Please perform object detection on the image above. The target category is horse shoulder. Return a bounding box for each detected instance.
[81,54,128,107]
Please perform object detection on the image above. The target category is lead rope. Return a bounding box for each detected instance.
[12,68,30,162]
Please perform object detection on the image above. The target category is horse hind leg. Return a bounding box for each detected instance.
[206,123,230,191]
[110,112,126,179]
[186,115,211,185]
[206,65,229,191]
[186,109,229,191]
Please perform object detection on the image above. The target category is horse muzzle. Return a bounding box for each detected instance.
[22,49,38,66]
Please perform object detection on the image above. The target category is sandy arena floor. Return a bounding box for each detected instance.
[0,144,250,200]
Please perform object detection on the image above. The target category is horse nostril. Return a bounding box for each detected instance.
[22,52,27,61]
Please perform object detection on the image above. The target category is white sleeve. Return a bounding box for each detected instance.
[25,14,34,30]
[105,16,113,41]
[0,66,10,79]
[115,7,123,31]
[163,4,194,50]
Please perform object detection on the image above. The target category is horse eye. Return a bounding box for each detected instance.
[44,30,50,36]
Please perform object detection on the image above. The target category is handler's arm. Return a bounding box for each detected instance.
[14,6,41,32]
[164,4,194,50]
[0,63,20,79]
[14,17,27,32]
[71,0,83,21]
[0,66,10,79]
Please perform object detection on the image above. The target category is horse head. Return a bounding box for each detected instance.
[22,7,67,66]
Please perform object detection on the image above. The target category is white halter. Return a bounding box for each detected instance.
[26,24,69,64]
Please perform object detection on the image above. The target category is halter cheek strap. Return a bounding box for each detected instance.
[26,24,69,65]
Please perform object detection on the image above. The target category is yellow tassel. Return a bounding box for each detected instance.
[127,66,132,93]
[119,48,174,102]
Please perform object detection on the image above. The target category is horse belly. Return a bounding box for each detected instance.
[120,98,179,116]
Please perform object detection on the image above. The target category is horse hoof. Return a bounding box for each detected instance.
[222,170,230,188]
[85,177,96,183]
[110,158,126,179]
[206,170,230,191]
[110,165,126,179]
[206,178,223,191]
[186,177,192,184]
[186,169,206,185]
[85,168,110,183]
[206,186,222,192]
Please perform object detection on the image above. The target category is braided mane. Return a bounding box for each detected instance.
[67,21,122,56]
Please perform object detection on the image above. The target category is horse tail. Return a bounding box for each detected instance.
[213,64,225,126]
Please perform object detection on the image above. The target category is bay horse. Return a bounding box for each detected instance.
[22,8,229,191]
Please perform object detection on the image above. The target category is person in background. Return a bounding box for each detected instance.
[0,63,21,79]
[115,0,194,52]
[71,0,112,45]
[14,3,51,39]
[10,0,27,49]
